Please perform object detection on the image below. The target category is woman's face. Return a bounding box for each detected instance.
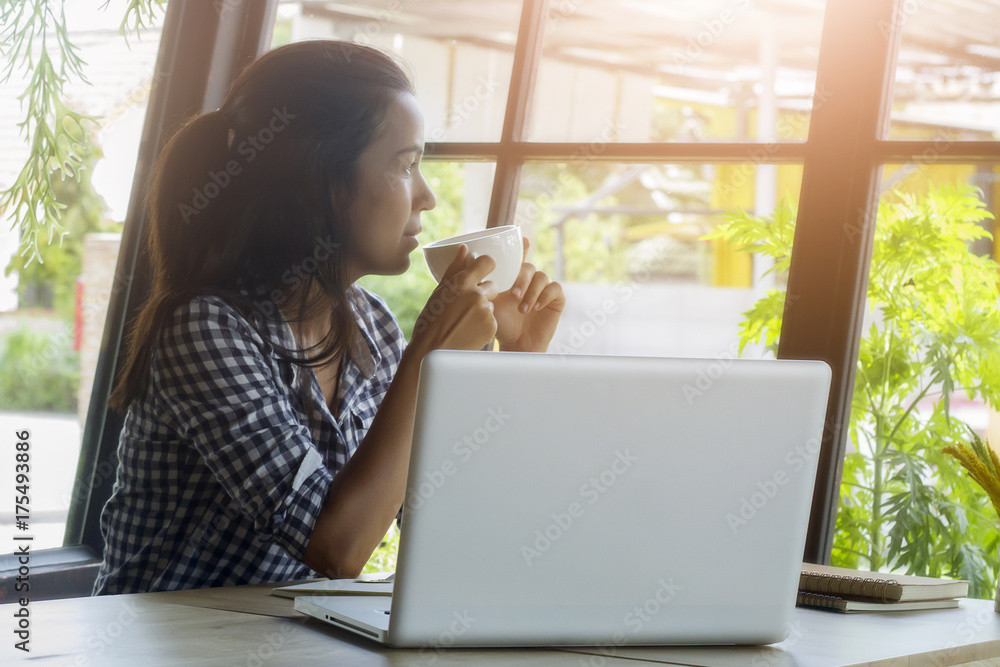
[349,92,436,280]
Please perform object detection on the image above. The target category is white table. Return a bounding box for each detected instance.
[4,581,1000,666]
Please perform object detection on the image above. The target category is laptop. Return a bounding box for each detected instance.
[295,350,832,648]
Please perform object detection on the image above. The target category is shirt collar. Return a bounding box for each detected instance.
[346,286,382,380]
[235,277,381,381]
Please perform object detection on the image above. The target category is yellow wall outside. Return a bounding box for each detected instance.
[692,102,810,287]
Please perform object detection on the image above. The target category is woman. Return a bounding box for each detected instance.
[93,40,564,595]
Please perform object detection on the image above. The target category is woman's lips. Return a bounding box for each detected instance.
[403,227,421,247]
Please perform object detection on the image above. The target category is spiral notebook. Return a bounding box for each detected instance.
[799,563,969,603]
[795,592,960,613]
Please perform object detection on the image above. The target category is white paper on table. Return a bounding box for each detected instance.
[270,572,394,598]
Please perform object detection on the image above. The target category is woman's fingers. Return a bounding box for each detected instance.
[508,262,536,300]
[451,285,498,344]
[532,280,565,311]
[518,270,551,313]
[412,248,502,352]
[478,279,500,302]
[440,245,470,282]
[458,254,497,289]
[506,237,533,298]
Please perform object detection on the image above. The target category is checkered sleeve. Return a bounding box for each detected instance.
[153,296,333,563]
[355,288,408,527]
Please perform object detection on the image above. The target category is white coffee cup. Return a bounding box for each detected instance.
[422,225,523,292]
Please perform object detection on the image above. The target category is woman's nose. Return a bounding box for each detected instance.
[416,173,436,212]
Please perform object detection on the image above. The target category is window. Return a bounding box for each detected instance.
[24,0,1000,599]
[518,161,802,359]
[273,1,517,142]
[831,0,1000,597]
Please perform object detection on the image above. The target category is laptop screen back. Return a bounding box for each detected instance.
[389,351,831,647]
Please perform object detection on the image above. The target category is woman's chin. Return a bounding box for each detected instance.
[371,257,411,277]
[394,255,412,274]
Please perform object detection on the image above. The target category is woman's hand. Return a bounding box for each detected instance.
[492,238,565,352]
[410,245,499,356]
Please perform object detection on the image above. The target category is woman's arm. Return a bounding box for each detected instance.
[302,348,421,578]
[303,247,498,578]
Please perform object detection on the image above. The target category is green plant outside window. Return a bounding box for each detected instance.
[711,184,1000,599]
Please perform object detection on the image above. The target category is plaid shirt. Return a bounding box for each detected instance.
[92,284,406,595]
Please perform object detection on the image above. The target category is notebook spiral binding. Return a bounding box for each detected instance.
[800,571,901,602]
[796,592,845,609]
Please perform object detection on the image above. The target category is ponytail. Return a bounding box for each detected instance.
[158,110,231,226]
[108,110,238,412]
[150,110,242,285]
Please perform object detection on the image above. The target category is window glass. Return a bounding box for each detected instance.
[529,0,827,143]
[832,163,1000,598]
[271,1,519,142]
[888,0,1000,141]
[518,161,804,358]
[0,8,164,549]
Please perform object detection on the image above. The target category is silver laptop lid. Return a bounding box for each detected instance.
[389,351,831,647]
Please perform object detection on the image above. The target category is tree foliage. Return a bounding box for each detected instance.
[5,142,118,316]
[712,184,1000,598]
[0,324,78,412]
[0,0,164,265]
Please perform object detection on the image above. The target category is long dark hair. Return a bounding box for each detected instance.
[109,40,414,412]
